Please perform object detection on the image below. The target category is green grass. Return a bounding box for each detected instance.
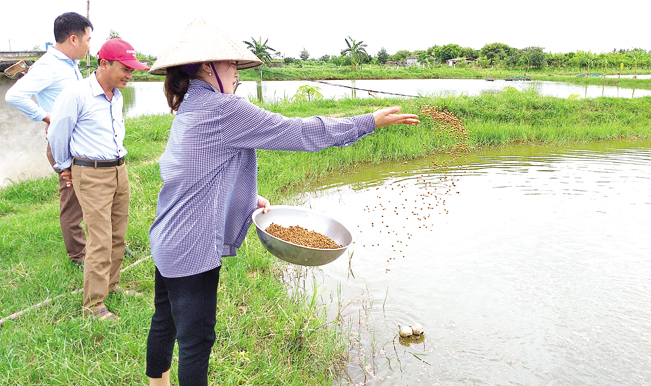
[0,114,346,385]
[253,91,651,200]
[1,90,650,385]
[128,64,651,90]
[530,74,651,89]
[127,64,651,90]
[237,65,651,89]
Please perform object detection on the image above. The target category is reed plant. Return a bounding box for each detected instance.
[1,90,650,384]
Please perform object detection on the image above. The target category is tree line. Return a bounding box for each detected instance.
[244,37,651,72]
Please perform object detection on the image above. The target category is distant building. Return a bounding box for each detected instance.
[446,57,475,66]
[406,55,419,66]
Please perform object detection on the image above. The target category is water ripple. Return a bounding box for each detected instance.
[299,143,651,385]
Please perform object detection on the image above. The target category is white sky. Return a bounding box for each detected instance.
[1,0,648,59]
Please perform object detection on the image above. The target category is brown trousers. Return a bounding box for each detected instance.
[72,161,130,313]
[46,143,86,263]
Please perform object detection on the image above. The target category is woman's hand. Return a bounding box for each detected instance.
[373,107,420,128]
[257,195,270,213]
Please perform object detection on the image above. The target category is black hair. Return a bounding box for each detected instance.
[164,65,193,113]
[54,12,94,44]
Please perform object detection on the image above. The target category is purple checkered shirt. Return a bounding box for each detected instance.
[149,80,375,278]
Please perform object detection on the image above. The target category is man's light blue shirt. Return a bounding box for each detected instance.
[4,46,82,121]
[47,72,127,170]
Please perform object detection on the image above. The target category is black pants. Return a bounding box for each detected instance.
[146,266,221,385]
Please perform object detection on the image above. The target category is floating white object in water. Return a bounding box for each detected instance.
[411,322,424,335]
[399,325,413,338]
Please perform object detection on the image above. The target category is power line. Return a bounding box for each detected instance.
[258,69,421,98]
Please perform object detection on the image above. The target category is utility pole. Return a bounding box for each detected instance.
[86,0,91,77]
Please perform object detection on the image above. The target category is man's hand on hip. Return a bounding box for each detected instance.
[60,168,72,187]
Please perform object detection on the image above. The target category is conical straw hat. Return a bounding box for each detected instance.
[149,18,263,75]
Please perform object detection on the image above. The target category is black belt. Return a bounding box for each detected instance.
[73,157,125,168]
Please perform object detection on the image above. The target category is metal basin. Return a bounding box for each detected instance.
[252,205,353,266]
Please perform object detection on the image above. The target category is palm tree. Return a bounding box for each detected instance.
[244,37,276,64]
[341,36,368,71]
[108,29,122,40]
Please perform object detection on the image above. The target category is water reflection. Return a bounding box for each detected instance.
[122,81,167,117]
[290,140,651,385]
[120,84,135,114]
[121,79,651,118]
[236,78,650,101]
[256,80,263,103]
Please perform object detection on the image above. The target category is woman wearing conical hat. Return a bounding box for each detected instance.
[146,19,419,386]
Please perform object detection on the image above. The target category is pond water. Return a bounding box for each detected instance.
[2,76,649,185]
[286,140,651,385]
[121,79,651,118]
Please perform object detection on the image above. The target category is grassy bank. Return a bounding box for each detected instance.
[255,91,651,199]
[239,65,651,90]
[532,74,650,89]
[0,114,346,385]
[1,92,650,385]
[124,65,651,90]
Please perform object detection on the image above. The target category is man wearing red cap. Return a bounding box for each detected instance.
[48,38,149,320]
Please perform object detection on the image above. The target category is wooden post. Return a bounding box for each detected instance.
[86,0,91,77]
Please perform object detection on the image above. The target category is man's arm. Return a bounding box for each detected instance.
[4,64,54,122]
[47,88,79,171]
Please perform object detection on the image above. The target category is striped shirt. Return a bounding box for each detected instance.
[149,80,375,278]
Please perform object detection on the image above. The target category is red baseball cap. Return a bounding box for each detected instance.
[97,38,149,70]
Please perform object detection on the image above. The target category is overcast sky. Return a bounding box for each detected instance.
[1,0,648,60]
